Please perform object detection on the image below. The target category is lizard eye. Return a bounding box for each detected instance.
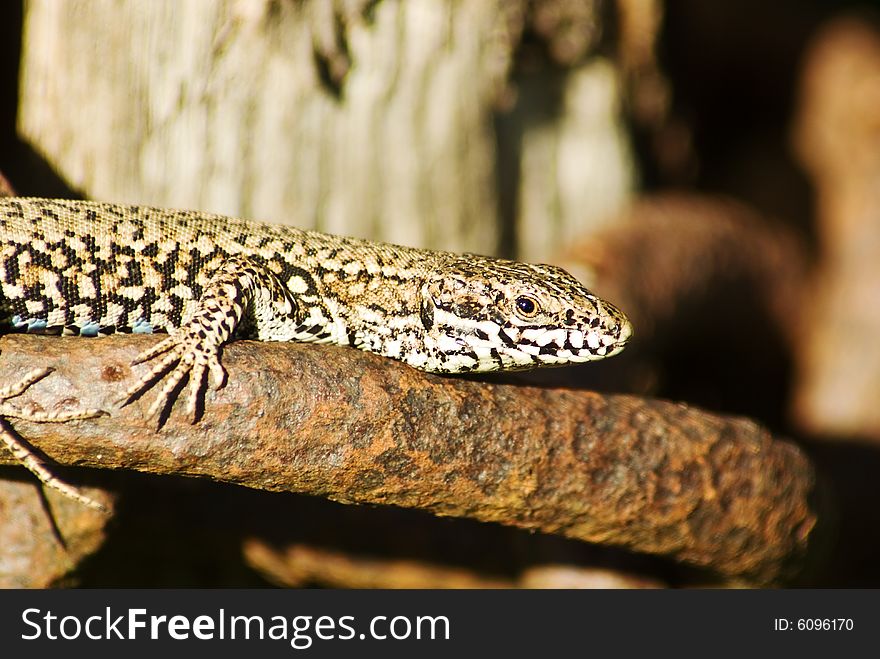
[514,295,539,318]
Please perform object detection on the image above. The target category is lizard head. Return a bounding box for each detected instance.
[417,256,632,373]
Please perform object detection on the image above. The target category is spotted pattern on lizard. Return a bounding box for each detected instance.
[0,197,633,509]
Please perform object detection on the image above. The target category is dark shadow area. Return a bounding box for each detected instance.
[659,0,824,237]
[652,1,880,251]
[74,473,711,588]
[0,0,23,163]
[800,439,880,587]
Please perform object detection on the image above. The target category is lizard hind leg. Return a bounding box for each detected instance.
[0,366,108,512]
[122,256,298,423]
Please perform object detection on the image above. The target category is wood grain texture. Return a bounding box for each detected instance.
[19,1,637,260]
[18,0,514,253]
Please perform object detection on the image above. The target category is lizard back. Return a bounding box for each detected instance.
[0,197,432,339]
[0,197,632,375]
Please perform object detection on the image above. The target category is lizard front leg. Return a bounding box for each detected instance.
[121,255,301,422]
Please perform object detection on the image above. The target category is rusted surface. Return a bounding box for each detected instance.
[0,333,818,583]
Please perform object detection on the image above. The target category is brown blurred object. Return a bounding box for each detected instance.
[616,0,693,183]
[527,0,603,65]
[792,15,880,441]
[244,539,664,589]
[555,194,808,426]
[517,564,663,589]
[562,194,807,345]
[0,476,112,587]
[0,171,15,197]
[617,0,667,123]
[245,540,513,589]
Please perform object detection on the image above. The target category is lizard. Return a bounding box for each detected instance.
[0,197,633,510]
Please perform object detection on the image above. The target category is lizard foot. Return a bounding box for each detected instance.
[121,326,228,423]
[0,367,108,512]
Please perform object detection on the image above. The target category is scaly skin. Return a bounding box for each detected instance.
[0,197,632,508]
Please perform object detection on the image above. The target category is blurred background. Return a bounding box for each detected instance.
[1,0,879,587]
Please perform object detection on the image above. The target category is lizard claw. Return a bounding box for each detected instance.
[118,346,180,409]
[0,367,54,399]
[131,335,178,365]
[0,365,110,513]
[209,359,228,390]
[124,326,225,423]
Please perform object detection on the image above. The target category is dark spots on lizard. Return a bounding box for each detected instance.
[419,300,434,331]
[83,208,99,225]
[363,303,386,315]
[39,207,63,224]
[29,248,52,269]
[163,292,188,325]
[112,243,138,259]
[490,347,504,369]
[2,200,25,221]
[1,251,19,282]
[453,301,484,319]
[495,328,517,347]
[280,264,320,297]
[152,244,191,320]
[81,233,97,254]
[33,325,64,336]
[106,204,127,219]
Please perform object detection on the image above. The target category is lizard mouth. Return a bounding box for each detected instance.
[501,318,632,365]
[543,300,633,357]
[561,325,630,360]
[578,314,633,359]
